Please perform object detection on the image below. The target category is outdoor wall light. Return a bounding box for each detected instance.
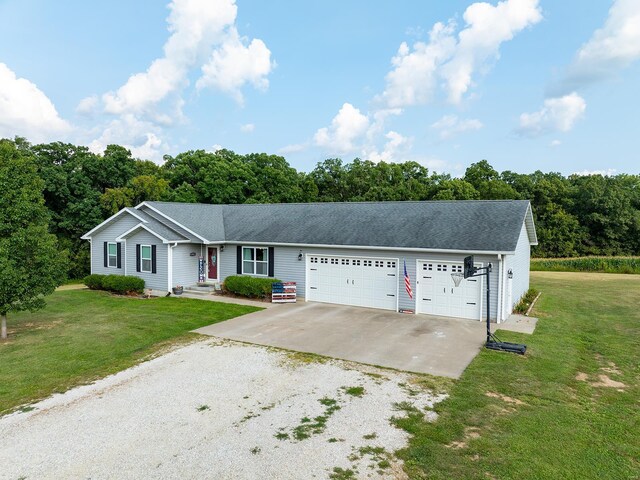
[507,268,513,279]
[220,245,225,252]
[298,250,303,261]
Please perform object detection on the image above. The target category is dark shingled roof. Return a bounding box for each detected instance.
[144,200,534,252]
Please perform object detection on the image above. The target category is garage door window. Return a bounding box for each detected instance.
[243,247,268,276]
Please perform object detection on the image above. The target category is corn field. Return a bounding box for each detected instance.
[530,257,640,274]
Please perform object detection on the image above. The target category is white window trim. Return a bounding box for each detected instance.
[107,242,118,268]
[141,245,152,273]
[241,246,269,277]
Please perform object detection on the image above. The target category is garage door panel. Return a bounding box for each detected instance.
[307,255,397,311]
[417,260,482,320]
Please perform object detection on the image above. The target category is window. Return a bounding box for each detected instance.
[242,247,268,276]
[141,245,152,273]
[107,242,118,268]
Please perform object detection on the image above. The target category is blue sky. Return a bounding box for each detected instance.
[0,0,638,176]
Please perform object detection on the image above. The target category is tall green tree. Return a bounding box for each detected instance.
[0,140,67,339]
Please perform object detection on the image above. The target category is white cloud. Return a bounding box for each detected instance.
[431,114,483,139]
[0,63,71,142]
[550,139,561,147]
[196,28,273,104]
[102,0,239,116]
[79,0,272,163]
[314,103,370,154]
[518,92,586,137]
[363,131,411,163]
[278,143,308,154]
[88,114,170,161]
[573,168,617,177]
[382,0,542,107]
[563,0,640,91]
[240,123,255,133]
[76,95,99,116]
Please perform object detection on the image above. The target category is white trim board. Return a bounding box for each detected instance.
[81,208,147,239]
[136,202,209,243]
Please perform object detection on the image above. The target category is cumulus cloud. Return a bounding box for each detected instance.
[573,168,617,177]
[561,0,640,92]
[363,130,411,163]
[240,123,255,133]
[196,29,273,104]
[314,103,370,154]
[382,0,542,107]
[0,63,71,142]
[78,0,273,162]
[518,92,586,137]
[431,114,483,139]
[87,114,170,161]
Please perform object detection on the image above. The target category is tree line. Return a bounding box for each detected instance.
[3,137,639,279]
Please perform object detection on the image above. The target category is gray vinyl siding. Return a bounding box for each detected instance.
[509,222,531,310]
[124,230,168,291]
[90,213,140,275]
[220,244,501,320]
[172,243,204,287]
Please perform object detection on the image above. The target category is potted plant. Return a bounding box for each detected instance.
[172,285,184,295]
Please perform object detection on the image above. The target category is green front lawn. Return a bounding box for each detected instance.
[396,271,640,479]
[0,290,259,414]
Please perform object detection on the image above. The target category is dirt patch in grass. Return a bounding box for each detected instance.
[485,391,526,406]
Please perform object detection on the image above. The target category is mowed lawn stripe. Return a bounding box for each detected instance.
[394,271,639,480]
[0,290,260,414]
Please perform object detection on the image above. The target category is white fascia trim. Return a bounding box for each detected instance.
[224,240,513,256]
[81,208,147,239]
[136,202,209,243]
[525,203,539,246]
[116,223,170,243]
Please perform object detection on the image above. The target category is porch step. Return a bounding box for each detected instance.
[183,284,218,296]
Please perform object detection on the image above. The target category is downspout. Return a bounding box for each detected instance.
[123,239,127,276]
[168,242,178,292]
[496,254,503,324]
[88,239,93,274]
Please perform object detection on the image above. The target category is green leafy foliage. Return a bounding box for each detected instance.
[0,139,68,338]
[531,257,640,274]
[84,274,145,294]
[224,275,281,298]
[513,288,540,314]
[83,274,106,290]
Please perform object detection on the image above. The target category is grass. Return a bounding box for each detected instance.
[394,271,640,479]
[531,256,640,274]
[0,289,259,415]
[513,287,539,314]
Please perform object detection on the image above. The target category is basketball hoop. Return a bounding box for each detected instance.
[451,272,464,287]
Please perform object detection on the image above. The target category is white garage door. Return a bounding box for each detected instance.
[416,261,482,320]
[306,255,398,310]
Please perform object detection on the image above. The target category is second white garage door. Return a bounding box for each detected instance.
[416,261,482,320]
[306,255,398,310]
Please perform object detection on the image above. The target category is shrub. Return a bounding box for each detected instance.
[224,275,281,298]
[513,288,540,314]
[83,274,106,290]
[101,275,145,294]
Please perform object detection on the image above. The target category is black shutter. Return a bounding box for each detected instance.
[268,247,275,277]
[136,244,141,272]
[236,246,242,274]
[151,245,157,274]
[103,242,108,268]
[116,243,122,269]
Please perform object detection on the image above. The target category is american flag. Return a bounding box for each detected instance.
[404,259,413,299]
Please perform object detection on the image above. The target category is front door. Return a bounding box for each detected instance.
[207,247,218,281]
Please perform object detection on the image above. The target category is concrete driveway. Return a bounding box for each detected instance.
[194,302,486,378]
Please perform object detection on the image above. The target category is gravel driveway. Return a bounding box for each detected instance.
[1,340,446,480]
